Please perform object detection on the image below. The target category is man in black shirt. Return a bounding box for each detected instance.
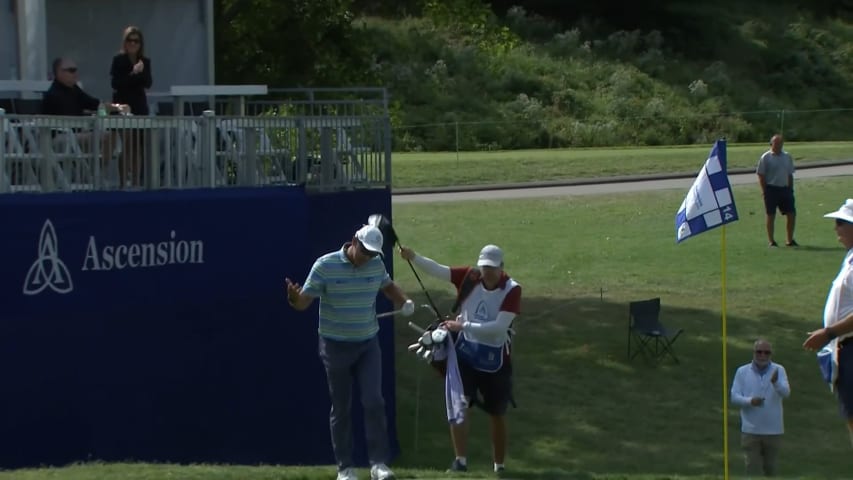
[42,58,130,116]
[41,58,129,187]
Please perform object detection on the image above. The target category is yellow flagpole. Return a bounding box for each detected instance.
[721,224,729,480]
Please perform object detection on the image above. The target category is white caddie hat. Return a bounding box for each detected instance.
[824,199,853,224]
[477,244,504,267]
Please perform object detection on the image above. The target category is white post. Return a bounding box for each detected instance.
[202,110,216,187]
[206,0,216,111]
[15,0,48,100]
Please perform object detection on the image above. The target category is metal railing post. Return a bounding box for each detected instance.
[319,125,334,187]
[296,118,307,184]
[93,115,103,190]
[176,116,185,188]
[38,123,55,192]
[201,110,216,187]
[245,123,258,187]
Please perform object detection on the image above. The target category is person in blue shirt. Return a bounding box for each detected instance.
[730,339,791,477]
[286,224,414,480]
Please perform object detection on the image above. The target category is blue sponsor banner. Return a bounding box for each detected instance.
[0,186,397,469]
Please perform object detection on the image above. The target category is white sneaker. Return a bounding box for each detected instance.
[336,467,358,480]
[370,463,396,480]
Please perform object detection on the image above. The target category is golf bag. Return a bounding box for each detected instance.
[420,266,518,410]
[424,267,482,376]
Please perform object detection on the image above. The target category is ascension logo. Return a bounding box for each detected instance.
[22,219,74,295]
[22,218,205,296]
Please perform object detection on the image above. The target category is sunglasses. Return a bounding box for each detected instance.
[754,350,772,355]
[125,38,141,44]
[62,67,78,73]
[358,242,379,258]
[836,219,852,227]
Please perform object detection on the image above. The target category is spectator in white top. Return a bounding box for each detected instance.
[731,339,790,477]
[803,198,853,448]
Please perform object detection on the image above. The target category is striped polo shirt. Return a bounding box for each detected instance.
[301,244,392,341]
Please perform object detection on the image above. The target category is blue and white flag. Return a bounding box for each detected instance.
[675,140,739,243]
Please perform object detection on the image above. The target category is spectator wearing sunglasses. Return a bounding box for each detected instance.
[110,26,152,188]
[42,57,127,177]
[730,339,790,477]
[110,25,152,116]
[803,199,853,448]
[284,224,415,480]
[42,58,127,116]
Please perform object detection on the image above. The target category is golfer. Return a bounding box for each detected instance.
[286,224,414,480]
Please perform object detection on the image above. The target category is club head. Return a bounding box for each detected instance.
[367,213,399,249]
[431,328,448,344]
[367,213,384,228]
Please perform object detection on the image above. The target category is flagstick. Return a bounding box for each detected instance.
[721,224,730,480]
[675,138,736,479]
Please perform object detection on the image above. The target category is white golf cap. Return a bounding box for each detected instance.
[477,244,504,267]
[824,199,853,224]
[355,225,384,254]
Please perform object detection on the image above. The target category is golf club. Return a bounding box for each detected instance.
[376,309,403,319]
[376,303,432,319]
[367,213,444,323]
[407,321,427,334]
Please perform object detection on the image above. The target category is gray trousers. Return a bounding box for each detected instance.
[741,433,782,476]
[319,335,389,470]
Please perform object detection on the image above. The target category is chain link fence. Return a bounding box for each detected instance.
[390,108,853,153]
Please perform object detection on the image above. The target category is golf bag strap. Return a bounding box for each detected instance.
[428,267,480,377]
[451,267,481,315]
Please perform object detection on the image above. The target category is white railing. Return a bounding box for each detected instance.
[0,109,392,193]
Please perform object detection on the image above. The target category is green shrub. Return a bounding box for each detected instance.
[364,7,853,151]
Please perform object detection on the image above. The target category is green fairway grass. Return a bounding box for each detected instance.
[392,142,853,189]
[389,176,852,480]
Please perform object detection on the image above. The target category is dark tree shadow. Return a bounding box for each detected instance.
[392,291,848,480]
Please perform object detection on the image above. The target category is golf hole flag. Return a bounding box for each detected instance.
[675,139,739,243]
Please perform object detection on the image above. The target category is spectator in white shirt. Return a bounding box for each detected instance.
[731,339,791,477]
[803,198,853,448]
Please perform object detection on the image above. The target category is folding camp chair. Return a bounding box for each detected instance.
[628,297,683,364]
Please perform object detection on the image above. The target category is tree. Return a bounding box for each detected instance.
[215,0,377,87]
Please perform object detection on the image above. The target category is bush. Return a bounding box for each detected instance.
[365,8,853,151]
